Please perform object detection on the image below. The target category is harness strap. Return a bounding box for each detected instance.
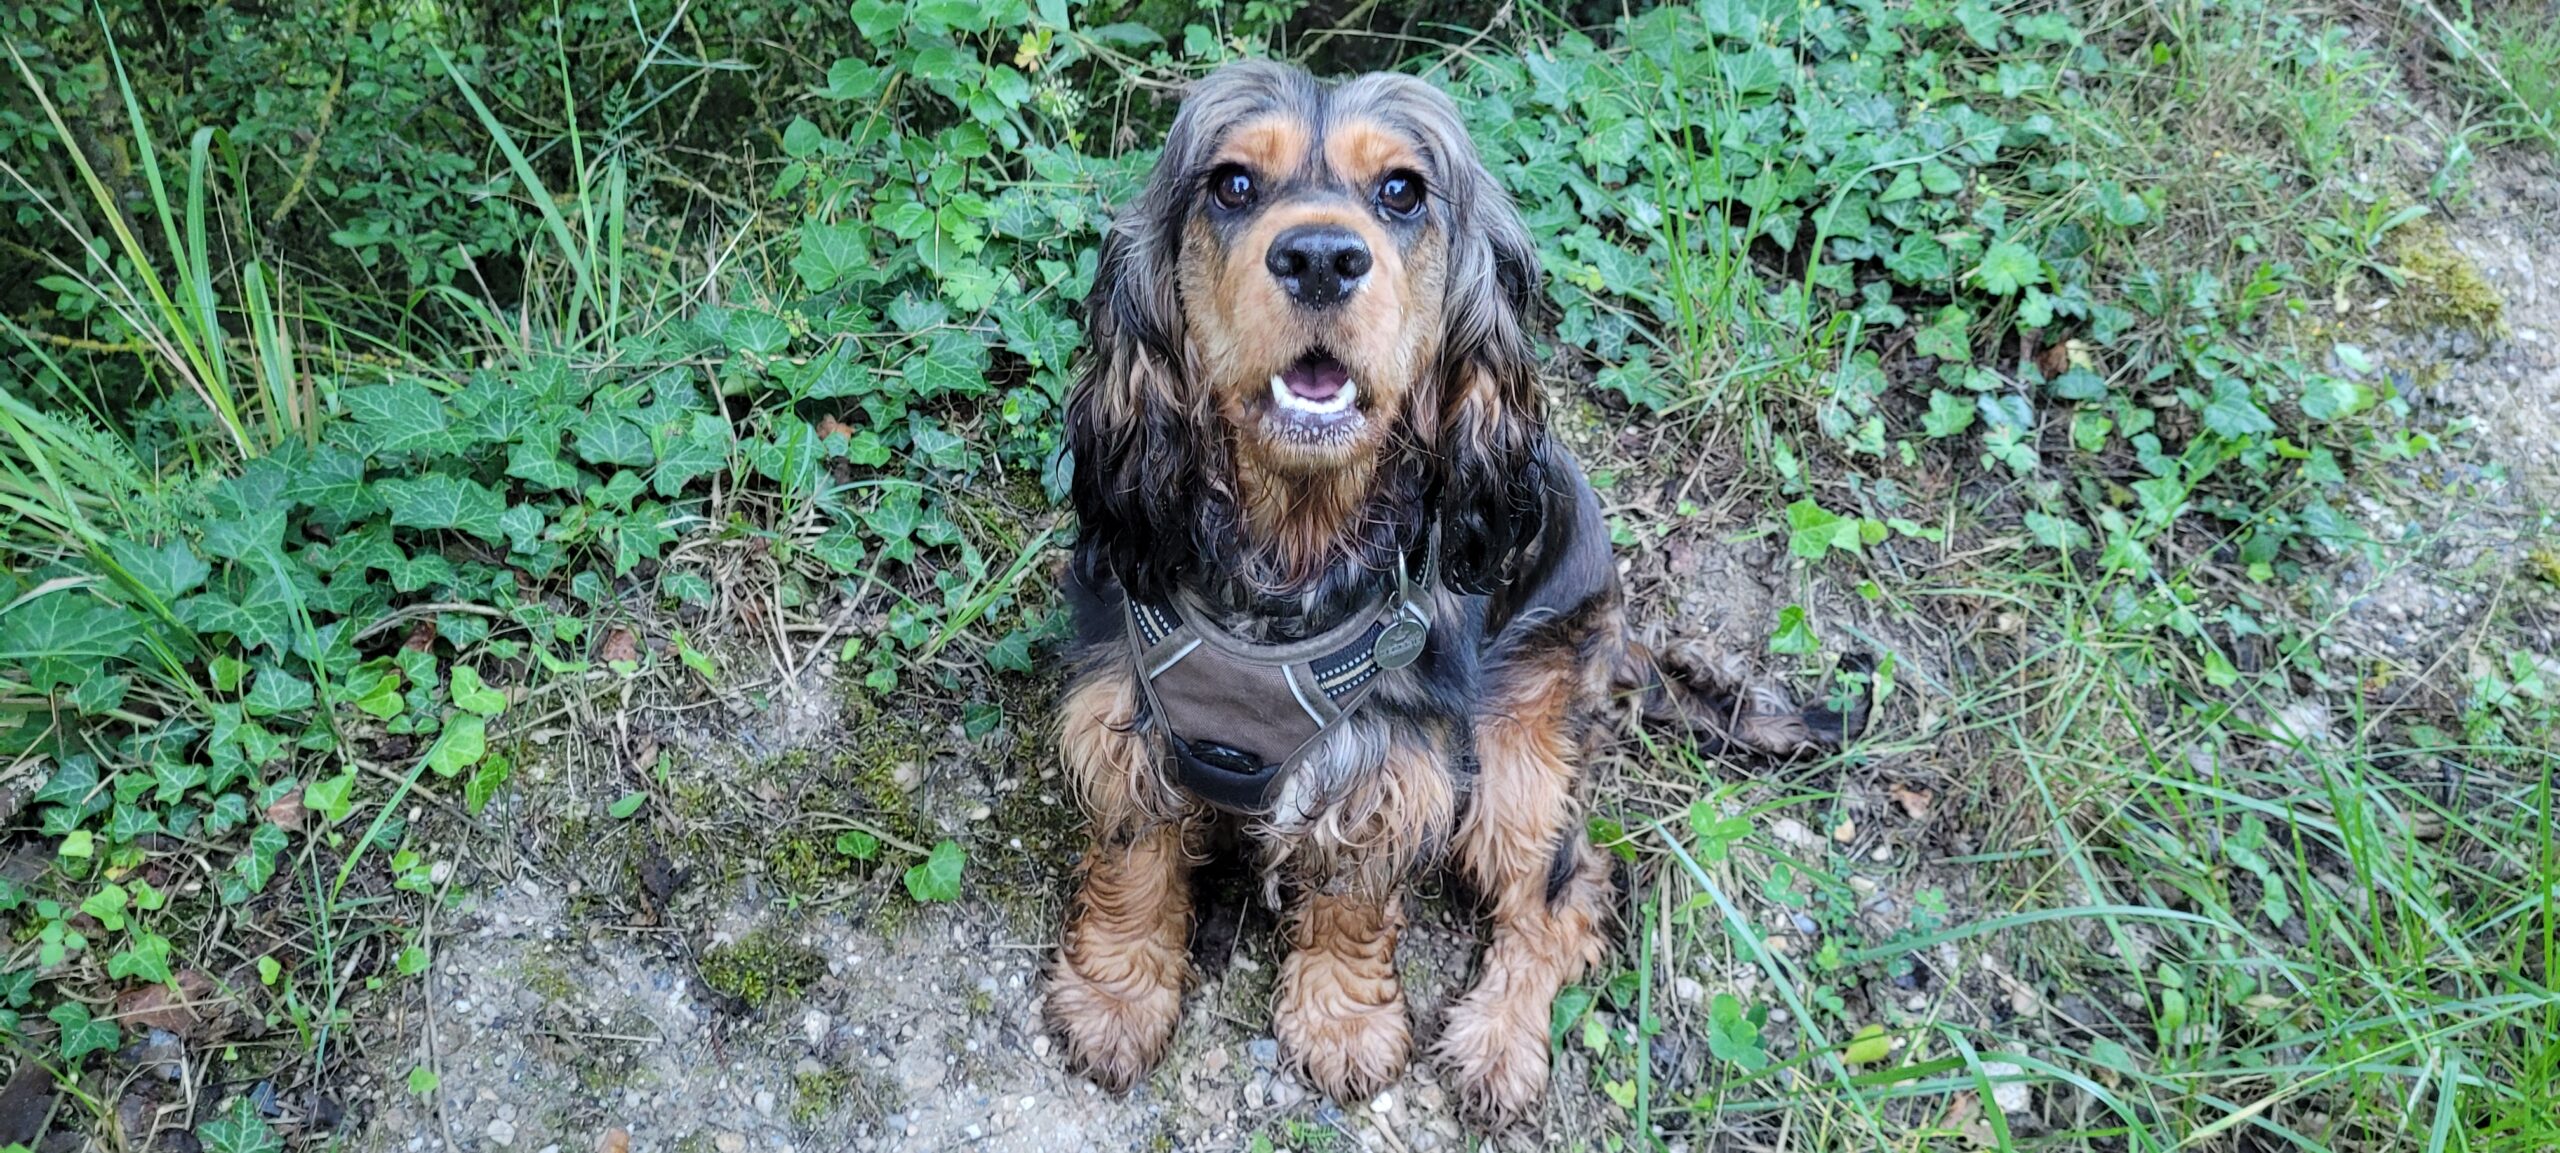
[1127,531,1437,814]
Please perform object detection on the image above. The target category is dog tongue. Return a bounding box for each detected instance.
[1282,354,1349,401]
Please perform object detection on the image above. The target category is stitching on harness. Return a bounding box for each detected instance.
[1281,664,1326,725]
[1145,636,1202,679]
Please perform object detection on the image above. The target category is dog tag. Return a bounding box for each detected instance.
[1374,613,1427,670]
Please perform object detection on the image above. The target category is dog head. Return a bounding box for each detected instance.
[1068,61,1546,599]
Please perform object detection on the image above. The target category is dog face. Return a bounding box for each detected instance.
[1174,91,1449,473]
[1069,62,1549,597]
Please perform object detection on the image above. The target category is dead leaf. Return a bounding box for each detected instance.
[400,619,436,652]
[0,1060,50,1144]
[1888,783,1935,820]
[601,628,641,664]
[264,787,306,831]
[114,971,220,1036]
[595,1127,632,1153]
[816,415,855,440]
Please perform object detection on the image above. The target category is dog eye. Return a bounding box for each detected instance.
[1376,171,1424,217]
[1209,165,1257,211]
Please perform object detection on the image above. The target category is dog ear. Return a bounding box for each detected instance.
[1065,211,1211,603]
[1430,122,1549,596]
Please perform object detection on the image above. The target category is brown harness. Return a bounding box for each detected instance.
[1126,539,1434,814]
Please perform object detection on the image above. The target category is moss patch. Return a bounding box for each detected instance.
[2388,223,2504,335]
[698,927,825,1009]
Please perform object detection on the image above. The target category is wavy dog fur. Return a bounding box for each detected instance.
[1044,60,1860,1125]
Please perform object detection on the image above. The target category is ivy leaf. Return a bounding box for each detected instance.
[2201,380,2276,438]
[1785,500,1866,560]
[196,1097,285,1153]
[424,714,488,778]
[178,592,290,655]
[1921,390,1976,438]
[2298,374,2367,421]
[342,380,455,457]
[465,755,511,815]
[243,668,315,717]
[50,1001,120,1063]
[834,830,881,860]
[795,221,873,293]
[0,591,142,662]
[377,475,508,543]
[303,770,356,823]
[903,839,966,903]
[105,536,211,604]
[908,330,991,397]
[447,666,508,717]
[1913,306,1973,362]
[505,441,584,492]
[608,791,647,819]
[1767,605,1820,655]
[573,413,656,468]
[1970,242,2045,296]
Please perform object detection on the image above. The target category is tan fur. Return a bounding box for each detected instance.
[1058,671,1187,838]
[1325,120,1423,191]
[1273,888,1410,1102]
[1434,629,1617,1123]
[1044,819,1200,1092]
[1221,115,1310,184]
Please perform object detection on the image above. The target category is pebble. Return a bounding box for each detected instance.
[1671,977,1704,1004]
[755,1089,776,1117]
[1982,1061,2031,1114]
[1370,1089,1396,1114]
[714,1133,747,1153]
[484,1119,516,1147]
[803,1009,831,1047]
[1770,817,1820,850]
[1245,1038,1279,1066]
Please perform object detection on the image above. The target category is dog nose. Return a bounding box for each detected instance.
[1265,225,1371,308]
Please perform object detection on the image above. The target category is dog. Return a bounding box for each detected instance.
[1042,60,1857,1123]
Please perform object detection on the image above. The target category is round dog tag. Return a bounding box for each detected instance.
[1373,614,1427,670]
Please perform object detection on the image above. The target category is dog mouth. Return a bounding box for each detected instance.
[1264,350,1362,435]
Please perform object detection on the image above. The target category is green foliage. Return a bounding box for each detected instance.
[902,838,967,903]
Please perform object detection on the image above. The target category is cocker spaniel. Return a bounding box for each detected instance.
[1042,60,1858,1123]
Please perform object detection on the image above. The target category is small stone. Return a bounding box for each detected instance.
[1245,1037,1279,1066]
[714,1133,747,1153]
[795,1056,827,1079]
[1671,977,1704,1004]
[1770,817,1819,850]
[1869,844,1892,863]
[1032,1035,1051,1058]
[803,1009,831,1047]
[1982,1061,2031,1114]
[968,804,992,821]
[755,1089,776,1116]
[485,1119,516,1147]
[1371,1090,1396,1114]
[1831,818,1857,844]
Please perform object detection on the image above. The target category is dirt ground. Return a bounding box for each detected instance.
[337,111,2560,1153]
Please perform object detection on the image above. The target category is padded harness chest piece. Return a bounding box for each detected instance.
[1126,538,1435,814]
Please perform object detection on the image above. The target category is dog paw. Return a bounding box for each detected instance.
[1432,987,1550,1126]
[1043,951,1185,1093]
[1275,956,1410,1102]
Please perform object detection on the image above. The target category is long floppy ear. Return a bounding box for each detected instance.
[1408,87,1547,596]
[1065,204,1209,604]
[1066,63,1300,600]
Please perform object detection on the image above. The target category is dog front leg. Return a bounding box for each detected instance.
[1436,663,1611,1124]
[1044,674,1198,1091]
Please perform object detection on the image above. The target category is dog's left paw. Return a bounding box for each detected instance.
[1274,951,1410,1103]
[1432,986,1549,1126]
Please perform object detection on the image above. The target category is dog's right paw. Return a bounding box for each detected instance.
[1043,950,1185,1092]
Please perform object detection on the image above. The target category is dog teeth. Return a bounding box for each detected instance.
[1269,375,1358,416]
